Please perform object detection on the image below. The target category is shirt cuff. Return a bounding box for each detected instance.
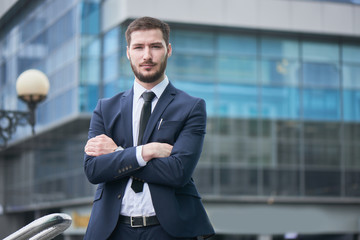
[136,146,147,167]
[114,146,124,152]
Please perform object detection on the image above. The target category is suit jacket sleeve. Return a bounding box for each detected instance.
[84,98,140,184]
[133,98,206,188]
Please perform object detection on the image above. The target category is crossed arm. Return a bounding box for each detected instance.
[84,98,206,187]
[84,134,173,162]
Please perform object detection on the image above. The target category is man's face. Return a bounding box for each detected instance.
[127,29,172,85]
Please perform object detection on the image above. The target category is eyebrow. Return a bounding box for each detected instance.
[131,42,164,47]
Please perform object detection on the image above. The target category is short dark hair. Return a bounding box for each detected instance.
[125,17,170,46]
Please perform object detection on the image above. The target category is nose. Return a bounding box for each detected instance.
[143,46,152,60]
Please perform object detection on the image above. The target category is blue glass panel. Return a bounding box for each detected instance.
[305,170,341,196]
[261,37,299,58]
[80,58,100,84]
[303,88,340,120]
[81,37,100,57]
[218,34,257,56]
[343,64,360,89]
[104,80,120,98]
[103,53,118,81]
[20,15,46,43]
[38,88,78,125]
[261,87,299,119]
[120,56,133,78]
[48,9,76,52]
[104,28,119,55]
[343,44,360,63]
[217,56,257,84]
[218,83,259,118]
[172,81,215,117]
[302,41,339,62]
[169,54,215,82]
[81,2,100,35]
[303,62,340,87]
[120,77,135,91]
[343,90,360,121]
[173,30,215,55]
[261,59,299,86]
[79,84,98,112]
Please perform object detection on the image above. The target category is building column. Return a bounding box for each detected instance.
[258,235,272,240]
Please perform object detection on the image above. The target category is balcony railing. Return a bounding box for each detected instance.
[3,213,72,240]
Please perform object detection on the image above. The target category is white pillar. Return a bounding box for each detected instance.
[258,235,272,240]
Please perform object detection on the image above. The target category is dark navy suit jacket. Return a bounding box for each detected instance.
[83,82,215,239]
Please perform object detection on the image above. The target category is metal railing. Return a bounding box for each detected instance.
[3,213,72,240]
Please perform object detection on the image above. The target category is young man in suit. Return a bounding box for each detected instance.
[83,16,215,239]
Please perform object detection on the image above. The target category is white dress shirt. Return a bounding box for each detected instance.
[120,76,169,217]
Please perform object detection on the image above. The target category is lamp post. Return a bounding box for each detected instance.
[0,69,49,148]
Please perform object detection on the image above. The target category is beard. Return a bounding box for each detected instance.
[130,56,168,84]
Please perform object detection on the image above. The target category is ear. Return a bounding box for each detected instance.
[167,43,172,57]
[126,46,130,59]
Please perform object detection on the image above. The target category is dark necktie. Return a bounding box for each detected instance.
[131,91,156,193]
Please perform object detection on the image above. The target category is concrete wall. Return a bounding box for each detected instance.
[0,0,19,20]
[102,0,360,37]
[206,202,360,235]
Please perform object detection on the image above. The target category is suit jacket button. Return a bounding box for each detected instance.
[118,194,121,199]
[118,169,122,173]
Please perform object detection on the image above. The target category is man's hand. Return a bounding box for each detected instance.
[142,142,173,162]
[85,134,118,156]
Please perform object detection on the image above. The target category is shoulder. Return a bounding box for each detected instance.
[168,83,204,104]
[167,83,206,115]
[98,88,132,105]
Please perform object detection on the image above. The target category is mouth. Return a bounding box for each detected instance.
[140,62,156,69]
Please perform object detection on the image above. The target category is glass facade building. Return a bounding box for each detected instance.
[0,0,360,239]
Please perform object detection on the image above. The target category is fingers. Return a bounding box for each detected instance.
[156,143,173,158]
[84,134,117,156]
[142,142,173,162]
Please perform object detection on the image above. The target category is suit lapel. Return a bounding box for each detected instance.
[142,83,177,144]
[120,88,134,147]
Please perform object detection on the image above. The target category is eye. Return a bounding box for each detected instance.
[132,45,143,50]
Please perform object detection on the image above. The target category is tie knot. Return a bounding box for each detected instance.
[142,91,156,102]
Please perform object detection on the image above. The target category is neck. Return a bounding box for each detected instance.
[135,75,165,90]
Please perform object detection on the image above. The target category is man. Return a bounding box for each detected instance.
[83,16,215,240]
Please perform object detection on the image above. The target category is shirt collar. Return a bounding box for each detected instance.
[133,76,169,101]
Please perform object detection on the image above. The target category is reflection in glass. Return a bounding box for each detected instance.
[303,62,339,88]
[302,41,339,62]
[261,37,299,58]
[263,169,300,196]
[303,89,340,120]
[218,56,257,84]
[343,64,360,89]
[343,90,360,121]
[261,86,299,119]
[305,170,340,196]
[342,44,360,64]
[218,34,257,56]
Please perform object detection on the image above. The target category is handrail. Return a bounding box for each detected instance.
[3,213,72,240]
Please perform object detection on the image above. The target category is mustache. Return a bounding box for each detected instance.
[140,61,156,65]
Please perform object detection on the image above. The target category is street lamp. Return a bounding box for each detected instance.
[0,69,50,148]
